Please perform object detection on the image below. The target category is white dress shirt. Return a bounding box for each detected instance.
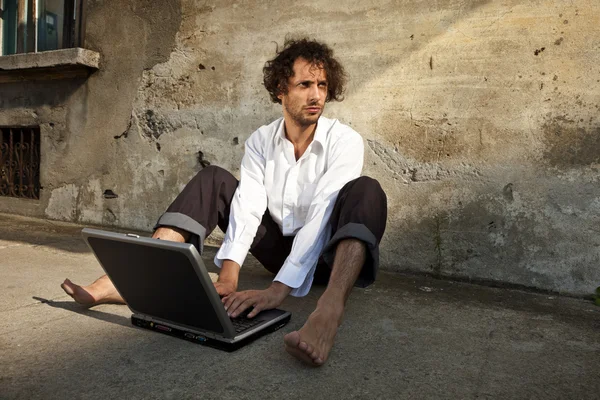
[214,116,364,296]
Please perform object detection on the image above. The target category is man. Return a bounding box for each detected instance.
[61,38,387,366]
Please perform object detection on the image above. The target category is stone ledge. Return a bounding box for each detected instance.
[0,48,100,83]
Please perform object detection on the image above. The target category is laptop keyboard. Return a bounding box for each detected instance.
[230,308,262,333]
[231,315,261,333]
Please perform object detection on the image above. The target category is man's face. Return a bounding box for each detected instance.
[278,57,328,128]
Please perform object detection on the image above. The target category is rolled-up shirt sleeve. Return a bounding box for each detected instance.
[214,132,268,268]
[274,131,364,296]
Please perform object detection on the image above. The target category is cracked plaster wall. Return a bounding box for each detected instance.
[0,0,599,296]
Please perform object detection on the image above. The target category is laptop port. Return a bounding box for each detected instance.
[155,324,171,332]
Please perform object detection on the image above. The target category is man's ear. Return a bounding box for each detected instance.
[276,82,287,102]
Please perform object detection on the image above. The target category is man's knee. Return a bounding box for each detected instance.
[192,165,236,186]
[196,165,227,179]
[348,176,387,203]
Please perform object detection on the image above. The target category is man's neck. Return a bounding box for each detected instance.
[284,118,317,146]
[284,118,317,160]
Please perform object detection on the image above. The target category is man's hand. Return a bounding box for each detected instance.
[214,259,240,297]
[222,282,292,318]
[213,281,236,297]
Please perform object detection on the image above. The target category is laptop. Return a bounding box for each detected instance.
[81,228,292,352]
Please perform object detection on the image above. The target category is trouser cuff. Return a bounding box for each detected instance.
[154,212,207,254]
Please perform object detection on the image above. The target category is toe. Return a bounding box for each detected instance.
[305,344,314,355]
[283,331,301,348]
[61,280,75,296]
[285,345,316,365]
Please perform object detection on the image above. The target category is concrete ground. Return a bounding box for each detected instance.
[0,213,599,400]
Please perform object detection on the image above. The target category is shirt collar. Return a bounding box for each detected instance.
[312,117,328,148]
[276,118,287,142]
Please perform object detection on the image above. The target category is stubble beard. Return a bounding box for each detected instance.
[285,102,323,128]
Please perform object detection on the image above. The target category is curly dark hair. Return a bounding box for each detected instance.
[263,38,347,104]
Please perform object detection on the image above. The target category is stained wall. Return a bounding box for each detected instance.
[1,0,599,295]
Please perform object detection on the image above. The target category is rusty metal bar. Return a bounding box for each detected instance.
[8,128,15,196]
[18,129,24,196]
[29,128,33,197]
[25,128,32,198]
[0,131,5,197]
[31,128,40,199]
[17,0,26,53]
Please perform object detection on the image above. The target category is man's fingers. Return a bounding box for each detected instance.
[247,296,270,318]
[220,290,270,318]
[222,292,238,309]
[225,293,250,316]
[247,302,263,318]
[224,294,239,311]
[221,292,233,303]
[231,297,257,318]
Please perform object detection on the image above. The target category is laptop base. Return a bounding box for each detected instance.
[131,314,292,352]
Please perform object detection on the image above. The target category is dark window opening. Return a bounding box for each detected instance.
[1,0,86,56]
[0,126,41,200]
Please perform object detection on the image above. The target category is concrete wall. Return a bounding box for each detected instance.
[1,0,599,296]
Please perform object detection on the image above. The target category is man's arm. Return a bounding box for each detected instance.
[213,131,268,290]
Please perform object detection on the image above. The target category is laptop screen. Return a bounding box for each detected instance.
[87,236,225,334]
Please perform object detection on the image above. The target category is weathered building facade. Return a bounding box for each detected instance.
[1,0,599,296]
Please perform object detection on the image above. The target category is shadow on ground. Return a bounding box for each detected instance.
[32,296,133,329]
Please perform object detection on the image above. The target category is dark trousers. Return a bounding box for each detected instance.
[155,166,387,287]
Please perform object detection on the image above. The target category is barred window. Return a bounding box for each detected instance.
[0,127,41,200]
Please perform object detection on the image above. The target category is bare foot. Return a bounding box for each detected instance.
[60,275,125,306]
[284,306,343,366]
